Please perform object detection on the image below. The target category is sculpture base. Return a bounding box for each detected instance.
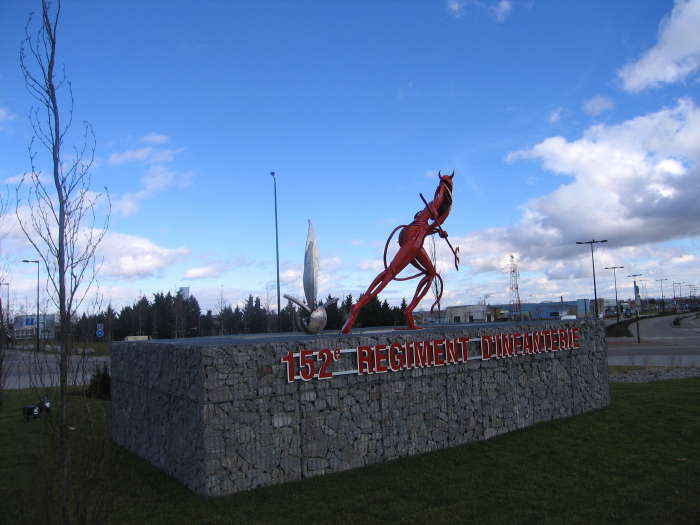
[111,320,609,496]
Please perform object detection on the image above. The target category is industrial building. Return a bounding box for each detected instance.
[414,299,609,326]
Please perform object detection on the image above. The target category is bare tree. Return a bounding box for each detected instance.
[17,1,109,522]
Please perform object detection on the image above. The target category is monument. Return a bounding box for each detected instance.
[283,220,329,334]
[111,170,610,497]
[342,172,459,333]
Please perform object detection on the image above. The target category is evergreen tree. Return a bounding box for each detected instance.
[324,295,342,330]
[341,294,353,315]
[231,306,244,333]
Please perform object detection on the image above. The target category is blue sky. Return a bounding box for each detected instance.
[1,0,699,314]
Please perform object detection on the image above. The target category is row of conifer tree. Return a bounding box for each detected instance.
[72,290,412,341]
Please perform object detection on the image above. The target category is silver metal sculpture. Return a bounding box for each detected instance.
[283,220,328,334]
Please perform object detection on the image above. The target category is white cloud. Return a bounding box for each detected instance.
[140,132,170,144]
[671,254,695,264]
[99,231,188,278]
[619,0,700,92]
[446,0,465,18]
[548,107,564,124]
[359,259,383,272]
[471,98,700,274]
[446,0,512,21]
[0,107,15,122]
[109,147,153,165]
[113,165,192,216]
[182,257,255,280]
[108,147,182,165]
[3,172,49,185]
[492,0,512,22]
[583,95,614,117]
[183,264,225,280]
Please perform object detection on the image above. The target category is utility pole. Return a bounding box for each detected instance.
[271,171,281,329]
[656,278,668,313]
[628,273,642,344]
[604,265,624,323]
[576,239,608,319]
[22,259,40,353]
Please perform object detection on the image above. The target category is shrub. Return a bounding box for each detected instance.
[86,364,111,399]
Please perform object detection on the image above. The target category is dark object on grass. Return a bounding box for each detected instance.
[21,397,51,421]
[86,364,111,399]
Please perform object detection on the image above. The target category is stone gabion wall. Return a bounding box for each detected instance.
[111,320,609,496]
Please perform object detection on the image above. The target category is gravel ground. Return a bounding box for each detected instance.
[609,367,700,383]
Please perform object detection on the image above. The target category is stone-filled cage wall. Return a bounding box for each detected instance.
[111,320,609,496]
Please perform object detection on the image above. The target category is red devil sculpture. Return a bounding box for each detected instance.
[341,171,459,334]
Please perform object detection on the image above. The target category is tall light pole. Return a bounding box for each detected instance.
[656,277,668,312]
[604,265,624,323]
[576,239,608,319]
[270,171,281,326]
[22,259,40,353]
[628,273,642,344]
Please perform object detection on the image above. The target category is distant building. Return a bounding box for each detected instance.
[13,313,57,340]
[439,299,601,325]
[445,304,493,323]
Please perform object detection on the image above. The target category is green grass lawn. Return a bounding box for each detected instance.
[1,378,698,524]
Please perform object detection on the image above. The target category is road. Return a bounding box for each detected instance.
[607,313,700,366]
[2,349,110,390]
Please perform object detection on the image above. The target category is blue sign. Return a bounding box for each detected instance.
[96,329,104,338]
[24,318,35,326]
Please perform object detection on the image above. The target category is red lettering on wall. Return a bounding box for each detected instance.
[514,333,523,355]
[318,349,333,379]
[374,344,388,373]
[532,331,543,353]
[481,335,493,360]
[414,341,432,368]
[357,346,373,375]
[501,334,514,357]
[433,339,446,366]
[299,349,315,381]
[522,333,532,354]
[558,329,568,350]
[389,342,405,372]
[406,341,414,369]
[551,330,560,351]
[446,339,458,364]
[572,327,581,348]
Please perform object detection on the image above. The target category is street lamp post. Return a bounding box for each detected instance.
[576,239,608,319]
[656,278,668,312]
[22,259,40,353]
[270,171,281,327]
[604,265,624,324]
[628,273,642,344]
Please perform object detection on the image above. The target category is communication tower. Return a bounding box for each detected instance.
[509,254,522,321]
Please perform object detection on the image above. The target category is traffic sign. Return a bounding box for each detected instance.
[96,328,104,338]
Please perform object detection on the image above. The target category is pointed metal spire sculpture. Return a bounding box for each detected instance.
[303,220,319,309]
[283,220,328,333]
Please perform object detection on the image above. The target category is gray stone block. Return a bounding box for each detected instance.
[111,320,609,496]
